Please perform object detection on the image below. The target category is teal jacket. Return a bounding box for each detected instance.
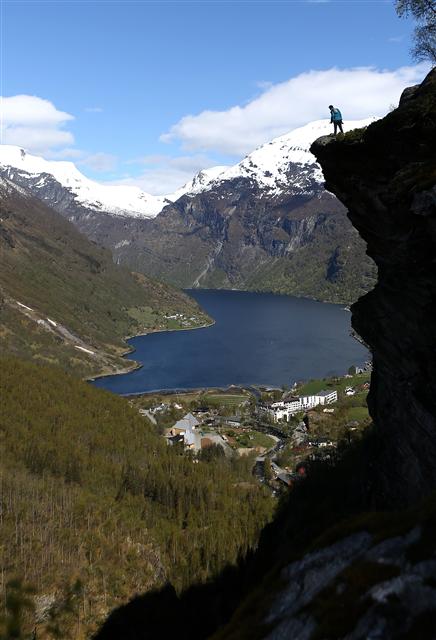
[330,108,342,122]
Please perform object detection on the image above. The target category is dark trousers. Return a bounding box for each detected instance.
[334,120,343,135]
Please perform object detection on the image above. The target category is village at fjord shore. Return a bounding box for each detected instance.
[128,363,372,493]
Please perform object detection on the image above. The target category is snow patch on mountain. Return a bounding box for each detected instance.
[0,145,166,218]
[171,166,229,200]
[192,118,377,196]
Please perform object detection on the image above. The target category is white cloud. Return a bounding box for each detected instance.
[111,154,219,194]
[46,147,117,173]
[0,96,117,174]
[1,95,73,127]
[45,147,85,160]
[79,152,117,172]
[1,95,75,154]
[161,64,431,156]
[3,126,74,152]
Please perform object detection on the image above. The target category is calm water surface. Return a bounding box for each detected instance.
[92,290,369,395]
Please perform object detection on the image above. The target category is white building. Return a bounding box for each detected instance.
[261,399,302,422]
[315,390,338,405]
[300,394,320,409]
[260,390,338,423]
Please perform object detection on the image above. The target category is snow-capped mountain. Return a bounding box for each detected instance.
[176,118,376,198]
[0,145,168,218]
[98,117,377,303]
[170,166,229,200]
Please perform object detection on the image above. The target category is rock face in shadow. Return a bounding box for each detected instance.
[311,68,436,508]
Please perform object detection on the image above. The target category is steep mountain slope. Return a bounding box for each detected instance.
[0,357,272,638]
[0,178,208,376]
[1,120,377,304]
[110,120,377,304]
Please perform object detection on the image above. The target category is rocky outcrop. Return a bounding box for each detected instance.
[311,68,436,507]
[262,526,436,640]
[213,493,436,640]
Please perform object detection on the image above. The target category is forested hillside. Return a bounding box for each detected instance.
[0,178,209,377]
[0,358,273,638]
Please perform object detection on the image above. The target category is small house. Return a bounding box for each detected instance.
[169,413,201,451]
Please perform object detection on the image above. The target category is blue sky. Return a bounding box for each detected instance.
[1,0,431,193]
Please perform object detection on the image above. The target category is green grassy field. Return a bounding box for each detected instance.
[249,431,276,449]
[226,429,275,450]
[346,406,370,421]
[204,394,249,407]
[130,390,251,411]
[298,372,371,397]
[297,379,327,395]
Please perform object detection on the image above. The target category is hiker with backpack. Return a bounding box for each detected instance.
[329,105,343,135]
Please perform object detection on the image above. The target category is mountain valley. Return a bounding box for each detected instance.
[0,120,377,305]
[3,0,436,637]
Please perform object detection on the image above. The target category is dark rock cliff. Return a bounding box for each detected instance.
[311,68,436,508]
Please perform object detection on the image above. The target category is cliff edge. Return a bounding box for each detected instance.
[311,68,436,508]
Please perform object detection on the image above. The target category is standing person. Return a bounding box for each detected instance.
[329,105,344,135]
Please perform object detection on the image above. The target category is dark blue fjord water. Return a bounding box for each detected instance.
[92,290,369,395]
